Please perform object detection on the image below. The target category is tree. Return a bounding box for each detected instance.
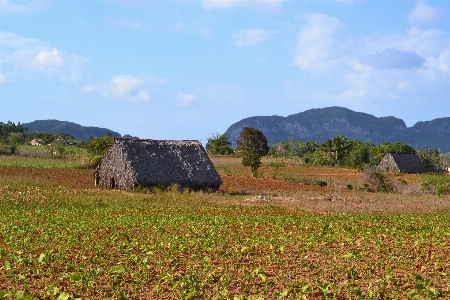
[378,142,416,158]
[235,127,269,177]
[269,137,317,158]
[417,148,442,171]
[86,133,113,157]
[288,137,317,157]
[7,132,25,145]
[344,140,368,169]
[268,141,291,157]
[0,121,27,144]
[320,135,352,165]
[205,133,234,155]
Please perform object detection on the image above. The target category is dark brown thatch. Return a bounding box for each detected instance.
[96,138,222,190]
[377,152,427,174]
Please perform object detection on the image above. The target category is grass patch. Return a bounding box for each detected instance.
[0,155,79,168]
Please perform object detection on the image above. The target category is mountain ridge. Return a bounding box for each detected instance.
[23,120,121,142]
[224,107,450,152]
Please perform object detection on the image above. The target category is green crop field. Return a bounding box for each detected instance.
[1,156,450,299]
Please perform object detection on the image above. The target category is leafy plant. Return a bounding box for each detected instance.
[235,127,269,178]
[206,133,234,155]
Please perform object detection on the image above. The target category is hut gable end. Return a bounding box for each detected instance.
[97,138,222,190]
[377,152,427,174]
[97,141,135,189]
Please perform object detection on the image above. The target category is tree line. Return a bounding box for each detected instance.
[206,128,445,175]
[2,121,445,174]
[0,121,113,161]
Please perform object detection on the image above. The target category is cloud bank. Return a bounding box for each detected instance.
[0,31,87,81]
[294,13,350,71]
[360,49,426,69]
[82,75,168,104]
[408,0,446,24]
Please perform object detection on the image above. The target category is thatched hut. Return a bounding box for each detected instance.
[96,138,222,190]
[377,152,427,173]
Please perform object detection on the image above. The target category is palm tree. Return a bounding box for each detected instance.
[320,135,352,164]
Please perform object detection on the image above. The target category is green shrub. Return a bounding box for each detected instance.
[0,145,16,155]
[317,180,327,187]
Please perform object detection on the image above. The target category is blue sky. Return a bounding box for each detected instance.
[1,0,449,143]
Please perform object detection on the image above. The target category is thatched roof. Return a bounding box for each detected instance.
[377,152,427,174]
[97,138,222,190]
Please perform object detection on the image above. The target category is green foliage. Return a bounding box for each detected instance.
[269,137,316,158]
[420,174,450,195]
[236,127,269,177]
[316,180,327,187]
[0,155,77,167]
[417,148,442,171]
[344,141,380,169]
[303,150,334,166]
[378,142,416,156]
[300,136,417,169]
[7,132,25,145]
[0,145,16,155]
[0,121,27,144]
[28,132,56,144]
[1,182,449,298]
[344,140,367,168]
[206,133,234,155]
[320,135,353,164]
[268,141,291,157]
[86,134,113,157]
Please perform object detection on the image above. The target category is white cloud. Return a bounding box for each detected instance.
[438,49,450,72]
[294,13,350,71]
[408,0,446,24]
[340,89,367,99]
[177,92,197,107]
[31,48,64,70]
[81,75,166,104]
[80,85,96,93]
[202,0,285,10]
[232,29,278,47]
[111,75,146,97]
[0,0,48,14]
[360,49,425,69]
[0,31,87,81]
[128,90,151,104]
[0,74,10,85]
[0,31,43,49]
[289,12,450,120]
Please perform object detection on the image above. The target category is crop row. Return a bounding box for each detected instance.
[0,185,449,299]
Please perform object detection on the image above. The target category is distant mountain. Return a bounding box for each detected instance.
[23,120,121,141]
[224,107,450,152]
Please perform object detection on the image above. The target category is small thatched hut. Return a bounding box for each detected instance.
[377,152,427,173]
[96,138,222,190]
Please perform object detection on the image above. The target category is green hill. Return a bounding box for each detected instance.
[23,120,121,141]
[224,107,450,152]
